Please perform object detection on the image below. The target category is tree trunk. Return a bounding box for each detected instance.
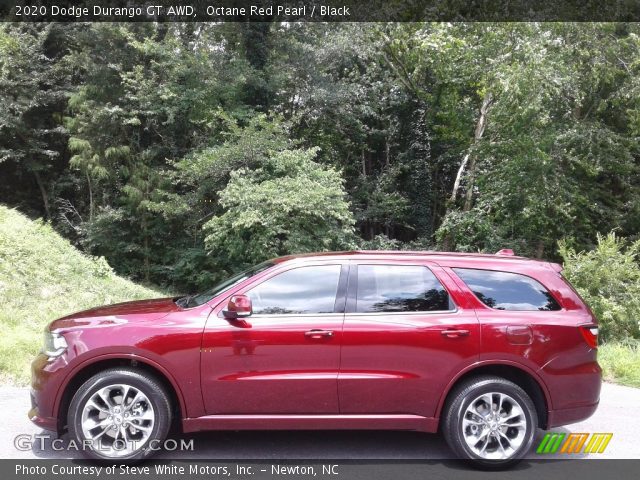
[86,171,94,222]
[463,92,493,211]
[441,92,493,251]
[450,153,470,205]
[142,215,150,284]
[448,92,493,209]
[33,170,51,220]
[385,137,390,168]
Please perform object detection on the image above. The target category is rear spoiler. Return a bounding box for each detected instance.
[548,262,563,273]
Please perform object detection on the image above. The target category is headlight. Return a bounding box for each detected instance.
[43,330,68,358]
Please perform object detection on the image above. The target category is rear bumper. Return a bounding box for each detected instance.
[539,352,602,426]
[547,400,599,428]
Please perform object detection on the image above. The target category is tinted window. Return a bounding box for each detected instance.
[453,268,560,311]
[247,265,341,315]
[356,265,450,313]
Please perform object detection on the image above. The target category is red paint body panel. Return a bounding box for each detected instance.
[201,313,343,414]
[31,298,209,425]
[29,250,601,436]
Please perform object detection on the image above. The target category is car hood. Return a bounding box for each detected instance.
[50,297,182,331]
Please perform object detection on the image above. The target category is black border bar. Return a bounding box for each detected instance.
[2,0,640,22]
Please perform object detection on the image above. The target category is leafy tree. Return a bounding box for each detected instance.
[0,24,75,219]
[204,147,357,271]
[65,23,249,286]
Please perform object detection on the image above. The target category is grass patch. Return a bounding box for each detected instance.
[0,205,162,385]
[598,341,640,388]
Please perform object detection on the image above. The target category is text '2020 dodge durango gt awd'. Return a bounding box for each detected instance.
[30,250,601,467]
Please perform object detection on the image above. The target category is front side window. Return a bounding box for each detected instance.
[453,268,560,311]
[247,265,341,315]
[356,265,451,313]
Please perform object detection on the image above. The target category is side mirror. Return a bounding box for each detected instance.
[223,295,252,319]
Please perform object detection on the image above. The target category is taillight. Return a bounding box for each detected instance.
[580,326,598,349]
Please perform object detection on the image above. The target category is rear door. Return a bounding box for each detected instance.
[338,261,480,418]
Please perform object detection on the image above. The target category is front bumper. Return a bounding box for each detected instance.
[28,407,57,432]
[29,352,67,433]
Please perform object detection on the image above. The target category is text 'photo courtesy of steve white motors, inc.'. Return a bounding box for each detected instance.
[14,462,340,477]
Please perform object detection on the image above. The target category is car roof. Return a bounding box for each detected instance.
[271,250,556,270]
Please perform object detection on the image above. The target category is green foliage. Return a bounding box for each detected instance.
[204,147,357,270]
[0,24,76,219]
[171,113,292,211]
[0,205,161,384]
[435,208,509,253]
[61,23,253,288]
[0,25,70,164]
[434,24,640,258]
[2,22,640,302]
[360,234,404,251]
[559,233,640,342]
[598,341,640,388]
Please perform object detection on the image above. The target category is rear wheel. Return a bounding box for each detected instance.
[443,376,537,468]
[68,368,171,461]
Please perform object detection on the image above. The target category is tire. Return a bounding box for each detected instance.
[442,376,538,469]
[68,368,172,461]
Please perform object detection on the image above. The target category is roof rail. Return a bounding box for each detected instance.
[495,249,515,256]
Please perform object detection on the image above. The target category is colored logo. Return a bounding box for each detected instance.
[536,432,613,454]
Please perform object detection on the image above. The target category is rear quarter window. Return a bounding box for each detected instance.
[453,268,560,311]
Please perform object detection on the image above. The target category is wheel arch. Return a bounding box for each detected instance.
[55,355,185,435]
[436,362,551,430]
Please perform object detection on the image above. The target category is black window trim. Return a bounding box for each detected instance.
[345,263,458,315]
[242,262,347,317]
[452,267,563,312]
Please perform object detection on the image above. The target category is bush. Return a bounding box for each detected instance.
[359,234,404,250]
[598,341,640,388]
[559,232,640,342]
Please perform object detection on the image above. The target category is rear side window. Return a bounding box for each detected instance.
[356,265,451,313]
[453,268,560,311]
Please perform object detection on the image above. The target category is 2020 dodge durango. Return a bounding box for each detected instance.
[30,250,601,467]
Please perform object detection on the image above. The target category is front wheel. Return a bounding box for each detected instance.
[68,368,172,461]
[442,376,538,468]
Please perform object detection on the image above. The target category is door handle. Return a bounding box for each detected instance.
[305,329,334,339]
[441,329,470,338]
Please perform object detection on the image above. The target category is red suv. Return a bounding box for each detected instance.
[30,250,601,467]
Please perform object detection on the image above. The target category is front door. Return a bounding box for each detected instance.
[201,263,347,414]
[338,262,480,418]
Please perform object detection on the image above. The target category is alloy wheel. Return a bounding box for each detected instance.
[461,392,528,460]
[80,383,155,458]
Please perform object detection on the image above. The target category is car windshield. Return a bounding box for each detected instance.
[178,261,274,308]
